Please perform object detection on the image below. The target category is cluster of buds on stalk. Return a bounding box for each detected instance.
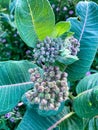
[33,36,80,66]
[65,36,80,56]
[26,66,69,111]
[33,37,64,65]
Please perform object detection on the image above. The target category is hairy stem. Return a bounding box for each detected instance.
[48,112,75,130]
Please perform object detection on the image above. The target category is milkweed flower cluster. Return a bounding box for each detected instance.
[65,36,80,56]
[26,66,69,111]
[33,36,80,66]
[33,37,64,65]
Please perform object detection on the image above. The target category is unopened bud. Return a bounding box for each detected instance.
[30,76,36,82]
[61,87,67,92]
[35,73,40,78]
[58,97,64,102]
[41,99,47,105]
[48,104,55,110]
[37,78,43,83]
[37,86,44,92]
[34,97,40,104]
[44,87,50,93]
[50,99,55,103]
[45,94,51,100]
[28,68,34,74]
[38,93,44,98]
[61,81,67,86]
[55,87,60,94]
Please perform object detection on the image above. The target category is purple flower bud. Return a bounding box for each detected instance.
[45,52,50,56]
[41,47,45,51]
[41,51,45,55]
[30,76,36,82]
[86,72,91,76]
[5,113,11,118]
[13,34,17,37]
[69,10,74,15]
[37,86,44,92]
[2,39,6,43]
[35,73,40,78]
[26,50,31,55]
[41,99,47,105]
[10,117,15,123]
[48,104,55,110]
[50,47,55,51]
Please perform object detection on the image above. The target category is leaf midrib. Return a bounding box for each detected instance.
[0,82,33,88]
[79,2,88,43]
[27,0,37,35]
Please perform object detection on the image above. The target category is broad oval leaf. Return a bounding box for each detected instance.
[51,21,71,38]
[58,113,83,130]
[74,86,98,118]
[16,106,70,130]
[15,0,55,47]
[0,60,39,115]
[84,117,98,130]
[74,73,98,118]
[76,73,98,94]
[66,1,98,81]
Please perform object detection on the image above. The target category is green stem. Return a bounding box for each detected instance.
[48,112,75,130]
[69,92,75,100]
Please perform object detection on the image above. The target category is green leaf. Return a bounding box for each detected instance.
[74,87,98,118]
[59,113,83,130]
[15,0,55,48]
[73,73,98,118]
[66,1,98,81]
[56,55,78,66]
[16,106,70,130]
[83,117,98,130]
[0,60,39,115]
[51,21,71,38]
[76,73,98,94]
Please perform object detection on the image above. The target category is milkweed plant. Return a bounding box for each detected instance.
[0,0,98,130]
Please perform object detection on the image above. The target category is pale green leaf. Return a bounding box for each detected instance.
[56,55,78,66]
[51,21,71,38]
[15,0,55,47]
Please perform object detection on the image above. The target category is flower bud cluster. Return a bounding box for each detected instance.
[26,66,69,111]
[33,37,64,65]
[33,36,80,66]
[65,36,80,56]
